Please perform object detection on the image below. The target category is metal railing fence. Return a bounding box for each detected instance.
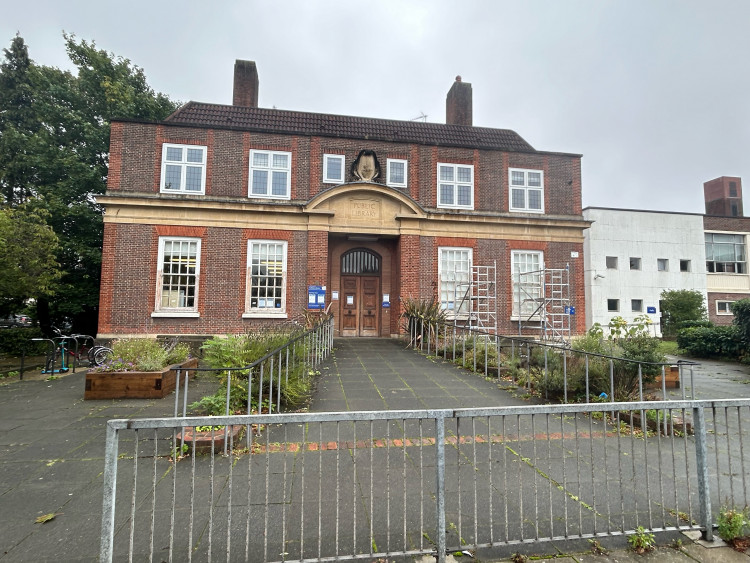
[101,398,750,562]
[405,318,700,403]
[171,318,333,454]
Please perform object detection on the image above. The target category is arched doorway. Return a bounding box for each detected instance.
[340,248,381,337]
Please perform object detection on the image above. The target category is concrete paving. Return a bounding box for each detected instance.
[0,338,748,562]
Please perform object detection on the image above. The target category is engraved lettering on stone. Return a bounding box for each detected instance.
[350,199,381,220]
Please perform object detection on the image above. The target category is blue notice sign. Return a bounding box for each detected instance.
[565,306,576,315]
[647,306,657,314]
[307,285,325,309]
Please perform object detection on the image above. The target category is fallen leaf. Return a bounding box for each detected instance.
[35,513,61,524]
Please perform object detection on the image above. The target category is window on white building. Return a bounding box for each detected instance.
[438,247,472,313]
[657,258,668,271]
[386,159,407,188]
[153,237,200,316]
[437,163,474,209]
[245,240,287,316]
[607,299,619,312]
[512,251,543,317]
[160,144,206,194]
[631,299,643,312]
[717,301,735,315]
[630,257,641,270]
[323,154,345,184]
[509,168,544,212]
[680,259,691,272]
[706,233,746,273]
[606,256,618,269]
[249,150,291,199]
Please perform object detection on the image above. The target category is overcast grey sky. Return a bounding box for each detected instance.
[3,0,749,213]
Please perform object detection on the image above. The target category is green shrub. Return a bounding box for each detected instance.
[400,298,447,341]
[717,505,749,543]
[660,289,707,337]
[0,327,47,356]
[731,299,750,353]
[677,325,742,358]
[92,338,190,372]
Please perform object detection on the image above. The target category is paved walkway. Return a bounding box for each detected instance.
[0,338,748,561]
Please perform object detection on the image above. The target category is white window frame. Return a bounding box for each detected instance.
[386,158,408,188]
[705,232,746,274]
[716,300,735,315]
[152,237,201,318]
[438,247,472,315]
[160,143,207,194]
[248,150,292,200]
[323,154,346,184]
[437,163,474,209]
[512,250,543,318]
[243,240,288,318]
[509,168,544,213]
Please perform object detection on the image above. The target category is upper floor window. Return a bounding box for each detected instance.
[509,168,544,213]
[160,144,206,194]
[657,258,668,271]
[153,237,200,317]
[249,150,291,200]
[630,257,641,270]
[437,163,473,209]
[386,159,408,188]
[438,247,472,313]
[324,154,345,184]
[680,259,691,272]
[706,233,746,273]
[244,240,287,317]
[606,256,618,269]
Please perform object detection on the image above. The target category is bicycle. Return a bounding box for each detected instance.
[67,334,113,368]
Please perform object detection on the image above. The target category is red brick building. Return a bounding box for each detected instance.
[703,176,750,325]
[97,61,588,339]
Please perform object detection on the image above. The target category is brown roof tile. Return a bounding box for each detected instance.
[164,102,536,153]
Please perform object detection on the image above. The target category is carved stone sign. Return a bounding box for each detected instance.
[350,198,381,221]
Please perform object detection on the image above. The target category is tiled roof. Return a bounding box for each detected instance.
[164,102,536,153]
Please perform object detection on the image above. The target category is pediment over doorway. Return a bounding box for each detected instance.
[304,183,425,233]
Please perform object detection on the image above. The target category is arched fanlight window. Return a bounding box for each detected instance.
[341,248,381,275]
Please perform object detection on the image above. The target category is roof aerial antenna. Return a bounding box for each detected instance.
[410,112,427,122]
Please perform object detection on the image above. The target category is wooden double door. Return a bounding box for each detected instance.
[340,275,380,337]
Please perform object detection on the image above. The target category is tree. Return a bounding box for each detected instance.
[0,34,179,334]
[659,289,708,337]
[0,205,61,315]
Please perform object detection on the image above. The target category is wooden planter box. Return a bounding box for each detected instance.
[84,358,199,400]
[646,365,681,389]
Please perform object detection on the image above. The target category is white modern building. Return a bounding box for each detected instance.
[583,207,708,336]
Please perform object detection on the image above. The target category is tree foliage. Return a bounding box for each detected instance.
[659,289,707,337]
[0,34,178,334]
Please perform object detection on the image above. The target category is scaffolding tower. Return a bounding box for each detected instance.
[516,263,571,342]
[452,261,497,334]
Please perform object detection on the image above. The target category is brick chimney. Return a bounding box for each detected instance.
[446,76,472,126]
[704,176,743,216]
[233,60,259,107]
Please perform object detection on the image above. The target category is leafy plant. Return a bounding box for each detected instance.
[717,505,749,543]
[89,338,189,372]
[660,289,707,337]
[627,526,655,554]
[400,297,447,344]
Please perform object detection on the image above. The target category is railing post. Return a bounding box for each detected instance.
[435,413,447,563]
[99,422,120,562]
[693,405,714,541]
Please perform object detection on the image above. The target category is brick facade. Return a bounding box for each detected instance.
[97,68,588,339]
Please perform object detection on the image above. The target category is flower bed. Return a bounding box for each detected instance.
[84,357,198,400]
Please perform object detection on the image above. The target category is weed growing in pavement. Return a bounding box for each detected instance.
[627,526,655,554]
